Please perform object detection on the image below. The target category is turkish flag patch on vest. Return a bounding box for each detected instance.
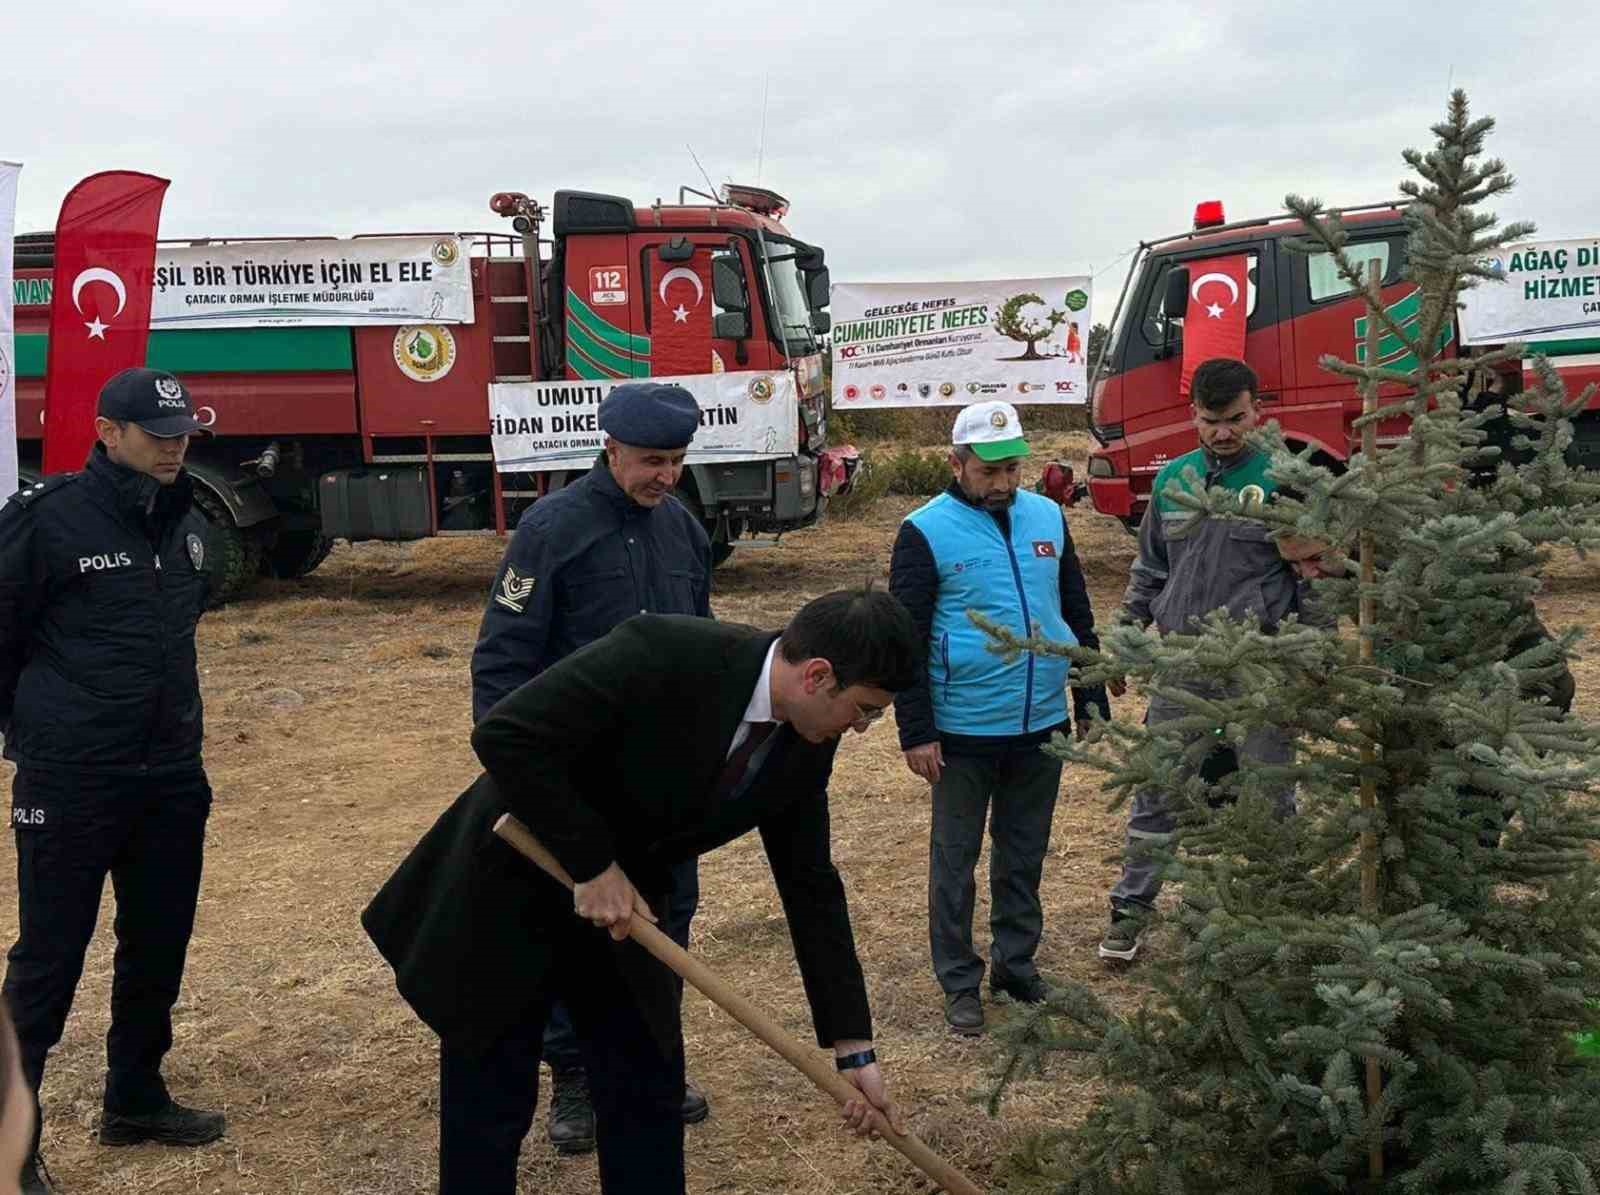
[1032,540,1057,558]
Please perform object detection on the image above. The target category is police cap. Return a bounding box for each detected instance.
[597,382,700,450]
[97,367,209,438]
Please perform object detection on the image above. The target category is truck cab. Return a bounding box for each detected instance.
[1084,202,1414,527]
[1082,201,1600,529]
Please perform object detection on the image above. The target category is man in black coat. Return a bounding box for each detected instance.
[470,381,715,1151]
[363,587,923,1195]
[0,369,226,1194]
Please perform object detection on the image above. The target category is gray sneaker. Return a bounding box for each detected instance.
[943,989,984,1036]
[1098,914,1143,963]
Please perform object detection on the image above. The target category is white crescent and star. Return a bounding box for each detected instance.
[1190,271,1240,320]
[658,267,704,323]
[71,267,129,340]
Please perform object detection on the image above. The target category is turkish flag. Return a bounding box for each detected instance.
[42,171,169,474]
[651,256,712,377]
[1179,254,1248,398]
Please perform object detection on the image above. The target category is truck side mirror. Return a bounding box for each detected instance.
[711,257,748,312]
[1163,267,1190,321]
[805,267,831,311]
[713,311,751,340]
[811,312,831,335]
[796,245,825,271]
[658,237,694,262]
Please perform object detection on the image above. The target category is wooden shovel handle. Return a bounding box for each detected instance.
[492,813,983,1195]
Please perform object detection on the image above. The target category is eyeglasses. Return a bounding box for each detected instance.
[850,700,887,725]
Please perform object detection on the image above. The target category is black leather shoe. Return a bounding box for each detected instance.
[990,970,1051,1004]
[21,1152,56,1195]
[943,989,984,1035]
[100,1099,225,1146]
[547,1067,596,1155]
[682,1077,710,1124]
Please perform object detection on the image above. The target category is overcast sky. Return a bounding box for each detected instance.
[5,0,1594,324]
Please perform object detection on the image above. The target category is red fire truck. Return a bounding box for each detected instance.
[11,183,845,602]
[1074,201,1600,528]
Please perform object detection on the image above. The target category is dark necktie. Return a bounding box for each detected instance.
[714,722,777,801]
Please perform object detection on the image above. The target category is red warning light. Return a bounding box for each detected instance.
[1193,200,1226,229]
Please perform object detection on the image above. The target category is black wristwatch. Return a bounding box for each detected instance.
[834,1048,877,1072]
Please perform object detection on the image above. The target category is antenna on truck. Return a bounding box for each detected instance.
[756,74,770,183]
[686,145,722,205]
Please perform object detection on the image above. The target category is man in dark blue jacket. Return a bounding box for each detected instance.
[0,369,226,1194]
[470,381,713,1153]
[889,401,1111,1036]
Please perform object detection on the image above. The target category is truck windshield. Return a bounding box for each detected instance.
[758,238,818,356]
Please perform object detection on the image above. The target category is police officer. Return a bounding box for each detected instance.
[0,368,225,1195]
[470,381,713,1154]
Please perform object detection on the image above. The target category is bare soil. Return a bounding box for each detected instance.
[6,432,1596,1193]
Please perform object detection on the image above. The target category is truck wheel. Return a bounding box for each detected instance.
[671,486,736,568]
[260,529,334,579]
[192,488,259,608]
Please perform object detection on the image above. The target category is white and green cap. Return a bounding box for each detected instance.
[952,400,1030,461]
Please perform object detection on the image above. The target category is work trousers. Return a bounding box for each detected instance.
[1109,692,1294,913]
[438,920,685,1195]
[542,855,697,1073]
[3,765,212,1152]
[928,747,1063,994]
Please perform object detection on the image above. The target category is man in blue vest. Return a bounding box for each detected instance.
[889,401,1111,1035]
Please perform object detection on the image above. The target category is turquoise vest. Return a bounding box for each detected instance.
[904,489,1076,736]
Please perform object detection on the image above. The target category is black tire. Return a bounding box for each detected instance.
[671,486,735,568]
[192,488,258,608]
[259,528,334,579]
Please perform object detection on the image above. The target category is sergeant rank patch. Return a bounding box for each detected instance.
[495,565,536,613]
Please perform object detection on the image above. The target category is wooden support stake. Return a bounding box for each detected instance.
[1360,257,1384,1184]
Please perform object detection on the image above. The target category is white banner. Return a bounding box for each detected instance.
[150,235,474,329]
[0,161,18,499]
[830,276,1092,408]
[490,371,798,470]
[1461,238,1600,345]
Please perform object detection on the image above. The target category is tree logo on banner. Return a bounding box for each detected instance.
[393,324,457,383]
[994,292,1067,361]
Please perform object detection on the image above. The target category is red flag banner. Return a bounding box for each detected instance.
[42,171,170,474]
[1178,254,1249,398]
[650,255,713,377]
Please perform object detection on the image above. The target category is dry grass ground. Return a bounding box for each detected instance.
[5,431,1596,1193]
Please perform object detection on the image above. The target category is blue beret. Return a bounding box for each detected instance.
[597,382,701,449]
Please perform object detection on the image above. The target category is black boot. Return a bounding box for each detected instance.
[547,1067,596,1155]
[21,1152,57,1194]
[681,1077,710,1125]
[100,1098,225,1147]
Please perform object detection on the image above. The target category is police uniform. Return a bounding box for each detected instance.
[469,382,712,1147]
[0,369,225,1179]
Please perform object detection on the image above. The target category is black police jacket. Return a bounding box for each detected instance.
[470,461,712,721]
[0,445,212,774]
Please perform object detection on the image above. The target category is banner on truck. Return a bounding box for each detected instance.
[490,371,798,470]
[1461,237,1600,345]
[150,235,474,329]
[830,276,1091,408]
[0,161,17,498]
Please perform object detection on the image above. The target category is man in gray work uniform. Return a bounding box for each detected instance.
[1100,358,1321,964]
